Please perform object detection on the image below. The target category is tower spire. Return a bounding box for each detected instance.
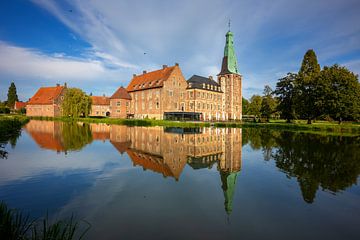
[218,27,239,75]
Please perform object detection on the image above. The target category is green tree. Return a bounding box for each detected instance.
[248,95,262,117]
[7,82,18,108]
[62,88,92,117]
[316,65,360,121]
[295,49,321,124]
[274,73,297,122]
[260,85,277,121]
[242,97,249,115]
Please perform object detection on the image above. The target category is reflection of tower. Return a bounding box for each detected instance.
[220,171,238,215]
[219,128,242,215]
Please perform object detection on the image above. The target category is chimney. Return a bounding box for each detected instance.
[56,83,60,87]
[175,63,179,66]
[64,82,67,88]
[143,70,147,74]
[133,74,137,77]
[209,76,213,80]
[162,64,168,69]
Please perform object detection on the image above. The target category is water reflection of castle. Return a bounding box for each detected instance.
[25,120,242,214]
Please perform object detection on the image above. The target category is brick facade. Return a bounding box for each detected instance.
[127,64,188,119]
[90,96,110,117]
[26,85,66,117]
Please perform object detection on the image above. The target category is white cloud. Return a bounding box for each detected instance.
[0,42,106,80]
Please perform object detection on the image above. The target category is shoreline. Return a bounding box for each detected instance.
[1,114,359,136]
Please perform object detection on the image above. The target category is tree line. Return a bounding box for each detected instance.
[243,49,360,123]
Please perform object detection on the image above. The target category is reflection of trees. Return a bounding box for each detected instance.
[26,120,93,153]
[244,129,360,203]
[61,122,93,151]
[0,119,23,159]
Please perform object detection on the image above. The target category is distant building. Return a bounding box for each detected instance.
[14,101,27,111]
[109,87,132,118]
[26,84,66,117]
[90,96,110,117]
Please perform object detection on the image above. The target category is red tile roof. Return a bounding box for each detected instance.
[14,101,27,109]
[91,96,110,105]
[28,86,65,105]
[126,65,176,92]
[110,87,132,100]
[126,149,174,178]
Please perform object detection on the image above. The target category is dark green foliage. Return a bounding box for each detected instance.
[0,202,33,239]
[274,73,297,122]
[274,49,360,123]
[295,49,321,124]
[315,65,360,121]
[62,88,92,117]
[260,85,277,121]
[242,97,249,114]
[0,106,10,114]
[0,202,89,240]
[298,49,320,78]
[242,128,360,203]
[7,82,19,108]
[61,122,93,151]
[0,116,29,159]
[247,95,262,117]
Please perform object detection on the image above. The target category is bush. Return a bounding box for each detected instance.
[0,106,10,114]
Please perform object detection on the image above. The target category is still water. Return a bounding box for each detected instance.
[0,120,359,240]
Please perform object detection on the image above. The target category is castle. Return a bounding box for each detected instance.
[27,30,242,121]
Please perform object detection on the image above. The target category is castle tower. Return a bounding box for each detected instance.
[218,29,242,120]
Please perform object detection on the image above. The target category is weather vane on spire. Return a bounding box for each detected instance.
[228,19,231,31]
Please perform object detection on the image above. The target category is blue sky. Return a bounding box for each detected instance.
[0,0,359,101]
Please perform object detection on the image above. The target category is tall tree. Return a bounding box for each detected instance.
[242,97,249,115]
[274,73,297,122]
[248,95,263,117]
[295,49,321,124]
[260,85,277,121]
[316,65,360,121]
[61,88,92,117]
[7,82,18,108]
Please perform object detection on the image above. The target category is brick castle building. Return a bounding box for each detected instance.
[27,30,242,120]
[115,29,242,120]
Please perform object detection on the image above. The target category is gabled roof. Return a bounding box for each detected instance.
[126,149,175,178]
[28,86,65,105]
[14,101,27,109]
[187,75,222,92]
[91,96,110,105]
[126,65,176,92]
[110,87,132,100]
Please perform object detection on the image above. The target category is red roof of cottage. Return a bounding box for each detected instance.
[14,101,27,109]
[91,96,110,105]
[28,86,65,105]
[126,65,176,92]
[110,87,132,100]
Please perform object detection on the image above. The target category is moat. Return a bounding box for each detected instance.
[0,120,359,240]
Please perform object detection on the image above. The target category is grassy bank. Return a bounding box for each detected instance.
[0,114,29,139]
[26,115,360,136]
